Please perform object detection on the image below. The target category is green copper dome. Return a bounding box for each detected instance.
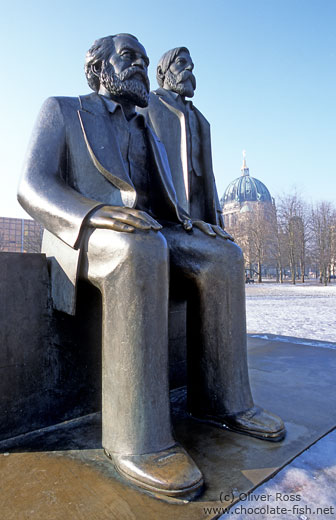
[221,155,272,206]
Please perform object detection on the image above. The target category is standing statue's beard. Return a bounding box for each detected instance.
[164,69,196,98]
[100,62,150,107]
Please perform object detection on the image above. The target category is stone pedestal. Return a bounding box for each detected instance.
[0,252,187,441]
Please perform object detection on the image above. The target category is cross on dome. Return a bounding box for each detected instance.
[241,150,249,176]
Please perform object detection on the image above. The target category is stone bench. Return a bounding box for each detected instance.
[0,252,186,442]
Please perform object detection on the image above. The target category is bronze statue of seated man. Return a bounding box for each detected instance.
[18,33,285,500]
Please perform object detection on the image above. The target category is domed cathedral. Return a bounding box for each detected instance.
[220,152,277,281]
[221,151,274,227]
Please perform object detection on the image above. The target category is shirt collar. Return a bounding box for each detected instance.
[167,90,180,101]
[101,95,119,114]
[101,95,146,126]
[164,89,193,109]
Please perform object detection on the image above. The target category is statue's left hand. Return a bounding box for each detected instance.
[183,220,234,241]
[87,206,162,233]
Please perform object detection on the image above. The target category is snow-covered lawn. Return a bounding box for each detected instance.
[245,282,336,344]
[218,282,336,520]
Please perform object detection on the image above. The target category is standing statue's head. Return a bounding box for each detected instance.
[156,47,196,98]
[85,34,150,107]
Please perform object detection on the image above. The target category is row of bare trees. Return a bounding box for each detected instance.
[225,194,336,285]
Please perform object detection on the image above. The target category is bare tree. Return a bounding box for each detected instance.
[249,203,276,283]
[310,201,335,285]
[277,193,310,284]
[225,202,275,283]
[330,219,336,281]
[273,219,289,283]
[223,190,336,286]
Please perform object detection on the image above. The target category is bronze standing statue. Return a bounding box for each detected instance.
[18,34,285,500]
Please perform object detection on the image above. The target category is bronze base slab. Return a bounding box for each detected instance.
[1,335,336,519]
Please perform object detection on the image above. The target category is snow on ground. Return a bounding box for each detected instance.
[216,282,336,520]
[219,429,336,520]
[245,282,336,344]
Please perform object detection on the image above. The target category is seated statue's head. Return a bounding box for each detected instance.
[85,34,150,107]
[156,47,196,98]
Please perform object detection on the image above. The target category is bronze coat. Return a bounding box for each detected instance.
[18,92,189,314]
[140,88,223,225]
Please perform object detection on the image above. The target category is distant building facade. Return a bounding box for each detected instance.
[0,217,43,253]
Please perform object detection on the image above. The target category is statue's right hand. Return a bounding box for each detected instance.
[87,206,162,233]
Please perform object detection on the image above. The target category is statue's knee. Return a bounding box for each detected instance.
[198,239,244,282]
[84,229,168,282]
[88,228,165,255]
[227,240,244,266]
[202,237,243,265]
[218,242,244,279]
[123,230,168,266]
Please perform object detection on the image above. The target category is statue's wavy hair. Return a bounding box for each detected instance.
[156,47,190,87]
[85,34,139,92]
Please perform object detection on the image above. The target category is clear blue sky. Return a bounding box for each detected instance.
[0,0,335,218]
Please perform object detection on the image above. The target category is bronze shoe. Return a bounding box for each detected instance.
[104,443,204,499]
[191,406,286,442]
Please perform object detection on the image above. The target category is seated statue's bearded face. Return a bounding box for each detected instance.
[163,51,196,98]
[99,35,150,108]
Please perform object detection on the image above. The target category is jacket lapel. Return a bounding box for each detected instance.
[154,90,221,224]
[146,126,189,224]
[190,106,221,223]
[77,94,137,208]
[153,90,189,210]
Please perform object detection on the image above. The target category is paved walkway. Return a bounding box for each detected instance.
[1,336,336,519]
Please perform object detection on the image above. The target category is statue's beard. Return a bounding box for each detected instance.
[164,69,196,98]
[100,63,150,107]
